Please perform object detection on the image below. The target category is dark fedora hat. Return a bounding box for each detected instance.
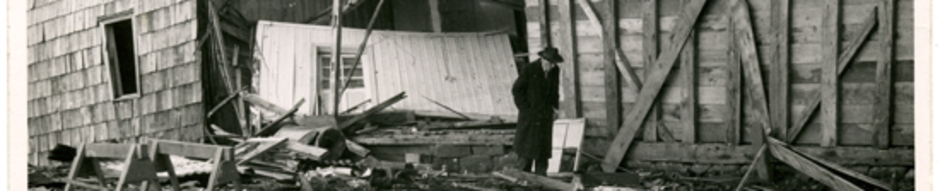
[538,47,564,63]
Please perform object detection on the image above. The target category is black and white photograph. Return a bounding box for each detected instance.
[13,0,934,190]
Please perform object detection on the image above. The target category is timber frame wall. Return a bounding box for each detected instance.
[27,0,204,166]
[524,0,913,170]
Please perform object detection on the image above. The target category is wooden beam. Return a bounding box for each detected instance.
[786,9,878,143]
[236,138,288,165]
[601,0,707,172]
[253,99,306,137]
[338,92,407,129]
[726,15,741,146]
[602,0,621,138]
[641,0,660,142]
[769,0,790,140]
[241,93,291,116]
[331,0,344,116]
[429,0,442,33]
[873,0,896,149]
[680,0,697,143]
[734,145,767,191]
[206,88,247,118]
[557,0,581,118]
[769,139,892,190]
[767,141,863,191]
[574,0,643,93]
[539,0,551,46]
[339,0,387,98]
[727,0,772,180]
[820,0,840,147]
[613,142,913,166]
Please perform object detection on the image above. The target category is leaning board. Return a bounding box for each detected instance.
[548,118,586,173]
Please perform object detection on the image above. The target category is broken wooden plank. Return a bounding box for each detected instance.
[339,92,407,129]
[422,120,514,130]
[557,0,581,118]
[787,8,878,144]
[769,0,790,140]
[498,168,576,191]
[241,93,292,116]
[873,0,896,149]
[339,99,371,115]
[819,0,840,147]
[284,142,329,161]
[236,137,288,165]
[768,138,891,190]
[641,0,660,143]
[602,0,707,172]
[413,110,516,123]
[345,140,371,157]
[206,87,247,118]
[726,14,742,146]
[767,140,863,191]
[253,99,306,137]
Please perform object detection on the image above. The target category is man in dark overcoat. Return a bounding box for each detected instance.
[511,47,563,175]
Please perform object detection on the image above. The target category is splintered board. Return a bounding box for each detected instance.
[548,118,585,173]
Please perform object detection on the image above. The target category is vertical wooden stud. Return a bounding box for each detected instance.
[680,0,697,143]
[642,0,660,142]
[429,0,442,33]
[727,0,773,180]
[539,0,552,47]
[604,0,621,138]
[331,0,344,116]
[820,0,839,147]
[726,15,741,146]
[558,0,581,118]
[873,0,896,149]
[770,0,790,140]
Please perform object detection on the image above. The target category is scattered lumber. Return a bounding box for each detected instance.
[339,92,407,129]
[237,137,289,165]
[452,182,501,191]
[496,168,576,191]
[768,138,890,190]
[254,99,307,137]
[414,110,516,123]
[345,140,371,157]
[421,120,513,130]
[242,93,293,116]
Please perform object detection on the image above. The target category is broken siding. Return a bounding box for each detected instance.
[27,0,202,166]
[254,21,519,117]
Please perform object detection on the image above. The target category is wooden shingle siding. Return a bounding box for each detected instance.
[27,0,202,166]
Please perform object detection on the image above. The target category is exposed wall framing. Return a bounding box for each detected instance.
[522,0,914,171]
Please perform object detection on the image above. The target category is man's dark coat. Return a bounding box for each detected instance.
[512,60,560,159]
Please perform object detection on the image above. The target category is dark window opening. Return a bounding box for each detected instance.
[105,19,139,98]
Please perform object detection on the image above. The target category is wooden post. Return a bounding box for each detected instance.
[429,0,442,33]
[331,0,344,116]
[642,0,660,142]
[603,0,621,139]
[680,0,697,143]
[873,0,896,149]
[601,0,707,172]
[786,9,877,143]
[770,0,790,140]
[558,0,581,118]
[726,15,741,146]
[727,0,772,180]
[820,0,839,147]
[539,0,551,47]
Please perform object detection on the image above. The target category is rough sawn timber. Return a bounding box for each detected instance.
[601,0,707,172]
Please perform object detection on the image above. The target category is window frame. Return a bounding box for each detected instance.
[99,10,141,101]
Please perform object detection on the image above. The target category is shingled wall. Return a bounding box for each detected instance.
[27,0,203,166]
